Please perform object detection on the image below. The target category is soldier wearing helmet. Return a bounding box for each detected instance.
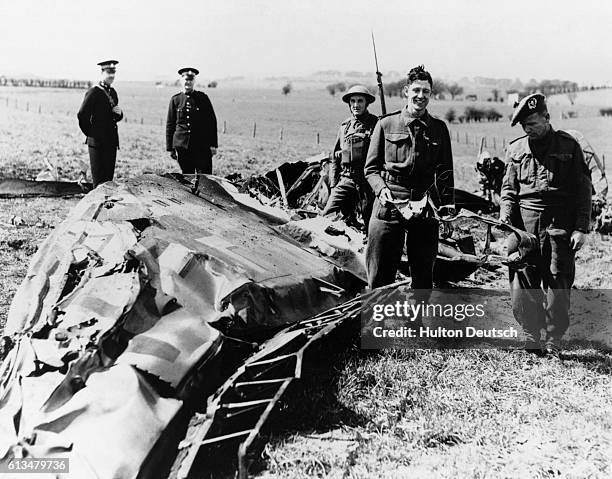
[500,93,592,357]
[321,85,378,231]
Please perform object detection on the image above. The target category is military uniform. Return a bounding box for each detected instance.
[322,111,378,227]
[78,70,123,187]
[166,90,217,174]
[501,128,592,344]
[364,107,454,288]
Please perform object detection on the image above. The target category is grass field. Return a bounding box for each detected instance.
[0,84,611,478]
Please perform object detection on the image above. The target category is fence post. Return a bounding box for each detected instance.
[502,138,506,149]
[493,137,496,150]
[223,120,227,134]
[252,121,257,138]
[316,132,320,144]
[465,132,468,144]
[456,131,460,142]
[279,127,283,141]
[140,117,144,124]
[26,102,29,112]
[38,105,41,114]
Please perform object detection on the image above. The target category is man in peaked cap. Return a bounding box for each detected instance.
[321,85,378,231]
[77,60,123,187]
[500,93,592,357]
[166,67,217,174]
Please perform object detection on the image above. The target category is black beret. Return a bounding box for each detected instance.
[511,93,547,126]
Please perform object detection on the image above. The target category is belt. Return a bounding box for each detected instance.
[381,171,412,183]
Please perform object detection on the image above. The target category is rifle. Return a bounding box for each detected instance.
[371,31,386,115]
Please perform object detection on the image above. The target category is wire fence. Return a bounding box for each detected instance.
[1,95,511,151]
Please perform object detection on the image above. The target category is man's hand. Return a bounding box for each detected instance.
[334,150,342,160]
[570,230,587,251]
[112,106,122,116]
[170,150,177,160]
[499,214,511,225]
[210,147,217,156]
[379,187,393,205]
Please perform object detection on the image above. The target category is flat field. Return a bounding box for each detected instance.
[0,84,610,478]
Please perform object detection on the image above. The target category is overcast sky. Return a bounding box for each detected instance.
[1,0,610,84]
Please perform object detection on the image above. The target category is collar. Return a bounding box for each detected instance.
[401,106,429,128]
[99,81,111,90]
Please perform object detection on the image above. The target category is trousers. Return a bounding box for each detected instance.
[89,145,117,188]
[176,147,212,174]
[509,207,575,340]
[322,177,373,230]
[366,197,439,289]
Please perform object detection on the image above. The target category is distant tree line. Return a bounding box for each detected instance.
[383,79,464,100]
[445,106,503,123]
[0,77,91,89]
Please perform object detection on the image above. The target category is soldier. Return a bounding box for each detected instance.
[321,85,378,231]
[77,60,123,187]
[476,150,505,202]
[364,65,454,289]
[166,68,218,174]
[500,93,592,357]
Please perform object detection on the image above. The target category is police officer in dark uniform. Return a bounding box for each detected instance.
[322,85,378,230]
[500,93,592,357]
[364,65,454,289]
[166,68,217,174]
[77,60,123,187]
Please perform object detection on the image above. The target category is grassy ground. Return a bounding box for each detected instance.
[0,86,610,478]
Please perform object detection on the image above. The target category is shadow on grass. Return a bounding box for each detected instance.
[560,348,612,374]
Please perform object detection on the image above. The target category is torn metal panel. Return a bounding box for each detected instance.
[5,220,138,337]
[117,307,223,388]
[3,364,182,479]
[0,178,92,198]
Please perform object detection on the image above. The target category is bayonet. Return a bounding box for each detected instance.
[371,31,387,115]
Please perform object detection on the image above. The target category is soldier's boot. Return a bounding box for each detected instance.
[523,330,543,356]
[543,337,561,359]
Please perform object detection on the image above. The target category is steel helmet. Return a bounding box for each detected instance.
[342,85,375,104]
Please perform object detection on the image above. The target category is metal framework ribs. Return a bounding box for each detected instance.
[172,295,364,479]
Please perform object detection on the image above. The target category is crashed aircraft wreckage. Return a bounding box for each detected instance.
[0,137,606,477]
[0,172,369,479]
[0,160,525,478]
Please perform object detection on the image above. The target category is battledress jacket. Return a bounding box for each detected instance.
[77,84,123,148]
[500,129,592,232]
[364,108,454,206]
[165,91,217,152]
[329,112,378,186]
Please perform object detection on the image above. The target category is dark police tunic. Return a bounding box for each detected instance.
[364,107,454,289]
[77,82,123,187]
[500,128,592,342]
[322,111,378,228]
[166,90,217,174]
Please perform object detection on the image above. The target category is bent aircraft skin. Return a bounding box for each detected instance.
[0,173,367,479]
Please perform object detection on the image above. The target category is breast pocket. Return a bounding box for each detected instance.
[548,153,573,188]
[515,156,536,187]
[384,132,413,167]
[177,107,186,121]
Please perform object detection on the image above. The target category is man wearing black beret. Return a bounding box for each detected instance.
[77,60,123,187]
[500,93,592,357]
[166,68,218,174]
